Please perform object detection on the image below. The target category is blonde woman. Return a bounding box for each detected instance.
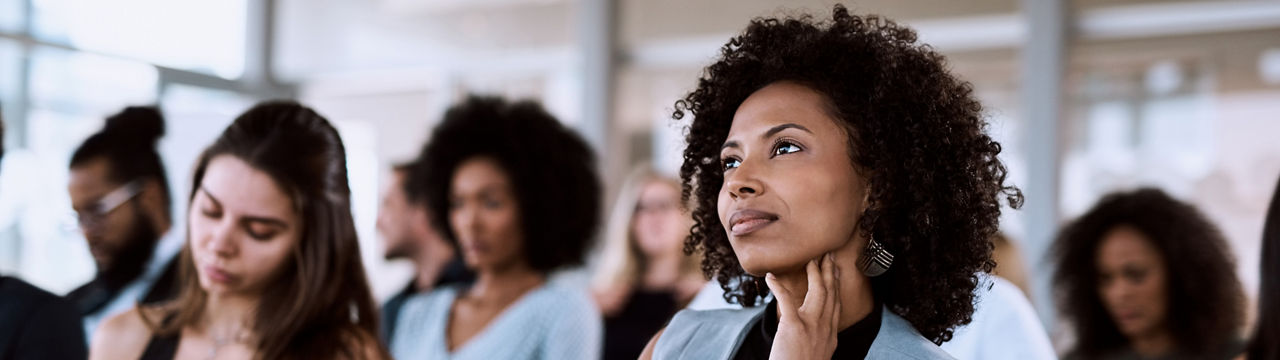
[592,165,706,360]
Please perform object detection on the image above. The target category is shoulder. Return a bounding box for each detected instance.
[64,280,97,302]
[661,306,765,339]
[535,283,595,307]
[390,285,457,340]
[0,276,56,300]
[340,328,391,360]
[983,275,1031,305]
[0,277,87,357]
[0,276,75,317]
[88,307,155,360]
[651,307,766,360]
[872,308,956,360]
[639,327,665,360]
[523,283,597,318]
[527,283,601,329]
[398,284,458,318]
[381,287,413,310]
[968,275,1040,327]
[668,306,764,325]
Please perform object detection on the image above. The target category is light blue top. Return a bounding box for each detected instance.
[389,282,602,360]
[654,304,955,359]
[942,274,1057,360]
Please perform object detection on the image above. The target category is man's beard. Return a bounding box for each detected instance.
[96,203,159,292]
[383,235,419,261]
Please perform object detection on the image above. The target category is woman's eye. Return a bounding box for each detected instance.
[721,157,741,171]
[247,230,273,241]
[773,142,802,156]
[1124,268,1148,283]
[484,199,502,209]
[201,208,221,218]
[245,225,277,241]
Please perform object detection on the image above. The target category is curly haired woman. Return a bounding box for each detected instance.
[1053,188,1245,359]
[640,4,1022,359]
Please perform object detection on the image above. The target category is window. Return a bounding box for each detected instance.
[32,0,247,79]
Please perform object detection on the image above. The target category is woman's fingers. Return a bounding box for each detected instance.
[822,253,838,319]
[775,252,844,330]
[803,256,827,316]
[830,259,842,331]
[764,272,798,321]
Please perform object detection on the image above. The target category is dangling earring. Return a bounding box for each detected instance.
[857,235,894,277]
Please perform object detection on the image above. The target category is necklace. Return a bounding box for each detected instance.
[206,327,247,360]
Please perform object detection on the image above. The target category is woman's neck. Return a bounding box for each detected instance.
[770,239,875,331]
[468,261,545,305]
[641,251,683,290]
[1130,329,1174,357]
[201,293,257,338]
[412,250,452,292]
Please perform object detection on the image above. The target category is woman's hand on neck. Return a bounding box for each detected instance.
[768,236,875,331]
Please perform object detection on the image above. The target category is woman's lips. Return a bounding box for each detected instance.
[464,240,490,254]
[729,209,780,236]
[203,265,237,284]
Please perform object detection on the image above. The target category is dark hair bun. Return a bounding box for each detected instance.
[103,106,165,147]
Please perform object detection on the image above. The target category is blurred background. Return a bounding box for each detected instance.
[0,0,1277,348]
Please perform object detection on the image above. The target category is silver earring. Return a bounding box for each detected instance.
[857,235,894,277]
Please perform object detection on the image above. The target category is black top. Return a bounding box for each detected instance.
[602,289,680,360]
[0,276,88,360]
[380,258,474,344]
[732,299,882,360]
[138,325,179,360]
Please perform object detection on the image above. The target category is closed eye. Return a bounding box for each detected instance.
[245,226,276,241]
[201,207,222,219]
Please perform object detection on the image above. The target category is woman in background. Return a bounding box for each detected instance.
[1053,188,1245,359]
[591,166,705,360]
[89,101,387,359]
[391,95,602,359]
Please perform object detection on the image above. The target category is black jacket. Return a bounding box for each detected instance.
[0,276,87,360]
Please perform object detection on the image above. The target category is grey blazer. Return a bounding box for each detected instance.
[654,305,955,359]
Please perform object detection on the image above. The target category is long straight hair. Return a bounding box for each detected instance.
[591,165,701,297]
[143,101,383,359]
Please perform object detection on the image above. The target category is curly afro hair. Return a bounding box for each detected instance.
[673,4,1022,344]
[406,95,602,273]
[1052,188,1244,357]
[1250,176,1280,360]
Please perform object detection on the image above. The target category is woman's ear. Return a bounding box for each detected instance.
[856,183,873,217]
[861,184,872,206]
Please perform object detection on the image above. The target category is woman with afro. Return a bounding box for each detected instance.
[1053,188,1245,359]
[641,4,1022,359]
[390,96,604,359]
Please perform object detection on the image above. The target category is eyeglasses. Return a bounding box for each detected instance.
[73,180,143,231]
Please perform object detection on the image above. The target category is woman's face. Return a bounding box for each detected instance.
[632,180,686,259]
[448,156,525,271]
[1096,225,1169,340]
[189,155,301,296]
[717,81,868,276]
